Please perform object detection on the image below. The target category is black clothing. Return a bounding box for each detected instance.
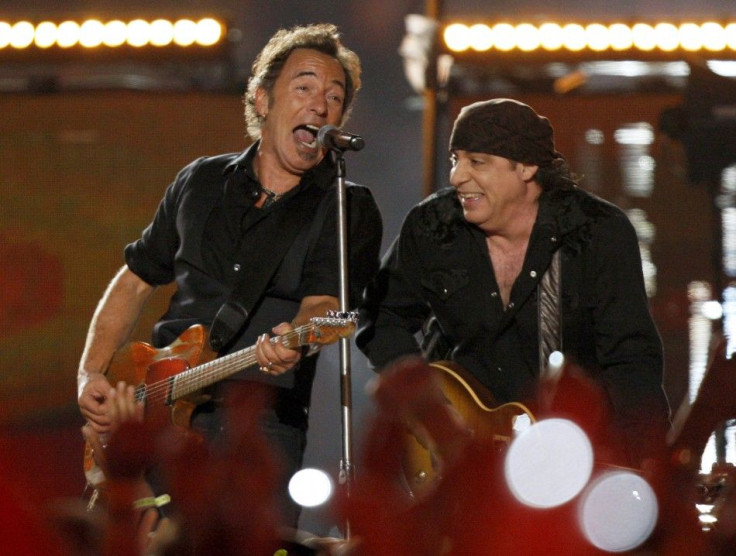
[357,185,670,466]
[126,143,383,416]
[125,142,382,526]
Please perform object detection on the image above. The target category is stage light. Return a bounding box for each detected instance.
[561,24,586,52]
[492,23,515,52]
[444,23,470,52]
[439,20,736,56]
[578,470,658,552]
[516,23,541,52]
[173,19,197,46]
[727,24,736,49]
[585,24,610,52]
[703,22,727,52]
[102,20,126,48]
[195,18,222,46]
[632,23,656,51]
[679,23,703,52]
[150,19,175,47]
[609,23,634,51]
[10,21,34,49]
[653,23,679,52]
[0,22,9,48]
[0,17,225,51]
[539,23,563,51]
[56,21,80,48]
[34,22,57,49]
[79,20,104,48]
[288,468,334,508]
[468,24,492,52]
[504,418,594,508]
[126,19,149,48]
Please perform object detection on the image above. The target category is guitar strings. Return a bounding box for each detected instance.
[138,326,307,406]
[138,318,352,405]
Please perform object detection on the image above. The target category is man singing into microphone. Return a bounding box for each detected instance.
[77,23,382,531]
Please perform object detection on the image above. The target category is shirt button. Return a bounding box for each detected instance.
[508,302,515,309]
[551,236,558,242]
[491,291,498,297]
[530,270,537,278]
[233,263,241,272]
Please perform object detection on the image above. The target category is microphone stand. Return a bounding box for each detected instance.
[331,149,355,539]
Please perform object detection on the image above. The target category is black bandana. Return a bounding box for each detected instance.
[449,98,564,166]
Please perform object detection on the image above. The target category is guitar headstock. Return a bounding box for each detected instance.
[302,311,359,346]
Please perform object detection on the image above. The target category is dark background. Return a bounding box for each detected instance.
[1,0,734,536]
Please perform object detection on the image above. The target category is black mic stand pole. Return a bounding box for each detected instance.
[331,149,355,539]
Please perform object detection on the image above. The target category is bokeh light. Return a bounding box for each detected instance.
[578,470,658,552]
[505,418,594,508]
[288,467,334,508]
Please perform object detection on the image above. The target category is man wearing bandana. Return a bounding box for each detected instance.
[357,98,671,469]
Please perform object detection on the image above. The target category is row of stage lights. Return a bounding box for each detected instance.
[0,18,224,50]
[443,21,736,54]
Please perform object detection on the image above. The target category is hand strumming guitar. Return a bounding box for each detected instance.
[78,371,116,434]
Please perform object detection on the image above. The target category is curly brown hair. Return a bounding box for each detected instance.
[243,23,362,140]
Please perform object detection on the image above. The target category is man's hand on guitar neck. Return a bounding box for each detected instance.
[255,321,302,376]
[255,295,340,376]
[78,370,116,433]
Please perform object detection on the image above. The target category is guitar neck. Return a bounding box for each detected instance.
[168,324,314,400]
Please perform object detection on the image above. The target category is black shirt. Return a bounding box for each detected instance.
[357,186,670,465]
[125,142,383,417]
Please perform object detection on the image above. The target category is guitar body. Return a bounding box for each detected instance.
[106,324,217,427]
[403,361,535,497]
[82,313,357,501]
[83,325,216,492]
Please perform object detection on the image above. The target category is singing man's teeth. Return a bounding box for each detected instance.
[303,124,319,147]
[459,192,483,200]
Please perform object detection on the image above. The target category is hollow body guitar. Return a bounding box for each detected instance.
[82,313,357,494]
[403,361,536,497]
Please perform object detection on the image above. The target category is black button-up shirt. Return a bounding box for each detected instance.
[125,142,382,412]
[357,185,669,465]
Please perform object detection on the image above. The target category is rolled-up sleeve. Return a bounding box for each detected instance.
[125,157,205,286]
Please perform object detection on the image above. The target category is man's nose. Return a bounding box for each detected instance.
[310,95,328,117]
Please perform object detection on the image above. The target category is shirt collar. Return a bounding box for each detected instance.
[222,140,336,191]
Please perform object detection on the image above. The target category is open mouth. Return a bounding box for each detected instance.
[294,124,319,149]
[458,192,483,201]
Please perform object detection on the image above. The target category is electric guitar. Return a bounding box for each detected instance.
[82,312,357,495]
[402,360,536,498]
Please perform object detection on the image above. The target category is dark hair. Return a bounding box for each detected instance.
[535,157,578,191]
[243,23,362,140]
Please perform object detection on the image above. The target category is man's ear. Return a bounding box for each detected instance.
[519,162,539,182]
[255,86,269,118]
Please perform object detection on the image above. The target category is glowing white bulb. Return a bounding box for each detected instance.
[288,468,334,508]
[578,470,658,552]
[701,300,723,321]
[505,418,593,508]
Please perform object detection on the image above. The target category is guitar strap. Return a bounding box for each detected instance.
[538,248,562,379]
[208,184,330,352]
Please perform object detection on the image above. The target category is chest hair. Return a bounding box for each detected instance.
[488,239,528,308]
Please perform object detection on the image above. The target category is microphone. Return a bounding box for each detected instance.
[317,124,365,152]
